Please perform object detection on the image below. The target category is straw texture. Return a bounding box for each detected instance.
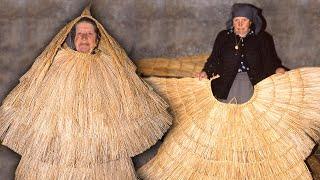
[0,6,171,179]
[136,55,208,77]
[139,67,320,179]
[16,157,136,180]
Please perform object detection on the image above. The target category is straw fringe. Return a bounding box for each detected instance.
[16,156,137,180]
[136,54,208,77]
[139,67,320,179]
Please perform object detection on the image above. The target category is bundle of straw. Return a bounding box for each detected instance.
[136,55,208,77]
[0,6,172,179]
[139,67,320,179]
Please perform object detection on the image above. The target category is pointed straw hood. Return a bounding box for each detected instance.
[138,67,320,179]
[0,5,171,179]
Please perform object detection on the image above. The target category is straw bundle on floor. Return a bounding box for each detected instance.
[136,54,208,77]
[0,5,171,179]
[139,67,320,179]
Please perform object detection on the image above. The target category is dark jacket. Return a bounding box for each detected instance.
[202,29,283,99]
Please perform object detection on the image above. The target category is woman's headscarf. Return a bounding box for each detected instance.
[226,3,262,35]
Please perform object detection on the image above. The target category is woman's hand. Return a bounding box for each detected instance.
[195,71,208,80]
[275,67,286,74]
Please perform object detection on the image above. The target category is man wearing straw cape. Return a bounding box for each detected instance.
[0,5,172,179]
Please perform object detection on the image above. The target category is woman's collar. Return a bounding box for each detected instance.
[227,28,255,37]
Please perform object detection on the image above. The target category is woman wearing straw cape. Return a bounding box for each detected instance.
[0,5,172,179]
[138,3,320,180]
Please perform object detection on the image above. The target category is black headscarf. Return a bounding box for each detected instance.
[226,3,262,35]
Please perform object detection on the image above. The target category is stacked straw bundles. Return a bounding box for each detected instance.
[139,67,320,179]
[136,55,208,77]
[0,6,172,179]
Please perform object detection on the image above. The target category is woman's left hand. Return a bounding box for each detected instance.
[275,67,286,74]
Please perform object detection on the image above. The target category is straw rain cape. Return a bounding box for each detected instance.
[0,6,172,179]
[138,67,320,179]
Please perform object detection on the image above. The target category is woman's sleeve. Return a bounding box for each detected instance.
[260,32,284,76]
[202,31,224,78]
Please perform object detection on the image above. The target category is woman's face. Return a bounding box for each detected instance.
[233,17,251,36]
[74,22,97,53]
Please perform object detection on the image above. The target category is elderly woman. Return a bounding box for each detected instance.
[0,8,172,179]
[197,3,285,103]
[0,16,102,180]
[138,4,319,179]
[66,17,101,53]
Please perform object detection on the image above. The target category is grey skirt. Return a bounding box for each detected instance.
[220,72,253,104]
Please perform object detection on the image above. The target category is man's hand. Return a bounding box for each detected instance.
[195,71,208,80]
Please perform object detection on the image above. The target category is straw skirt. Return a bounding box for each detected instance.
[138,68,320,179]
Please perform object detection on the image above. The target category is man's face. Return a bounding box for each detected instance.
[74,22,97,53]
[233,17,251,36]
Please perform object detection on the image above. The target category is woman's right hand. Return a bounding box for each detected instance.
[195,71,208,80]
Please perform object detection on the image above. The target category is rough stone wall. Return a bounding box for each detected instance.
[0,0,320,100]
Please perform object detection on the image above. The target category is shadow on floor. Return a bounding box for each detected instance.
[0,145,21,180]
